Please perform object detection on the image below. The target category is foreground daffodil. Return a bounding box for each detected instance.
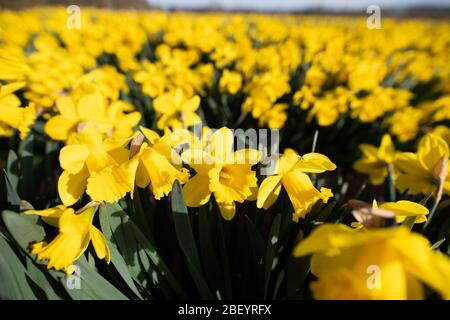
[394,134,449,196]
[26,205,110,274]
[181,127,261,220]
[257,149,335,222]
[133,127,190,199]
[353,134,395,185]
[58,123,137,206]
[294,224,450,300]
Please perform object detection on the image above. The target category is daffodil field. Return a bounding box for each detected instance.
[1,7,450,300]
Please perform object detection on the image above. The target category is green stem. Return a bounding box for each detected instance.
[402,216,416,231]
[423,191,442,231]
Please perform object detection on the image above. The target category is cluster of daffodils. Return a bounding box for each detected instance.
[354,133,450,201]
[0,8,449,300]
[27,124,336,272]
[0,9,448,139]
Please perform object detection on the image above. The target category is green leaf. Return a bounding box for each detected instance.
[212,203,232,299]
[264,214,281,299]
[25,256,67,300]
[3,171,21,212]
[6,150,19,192]
[0,235,36,299]
[18,133,34,201]
[99,205,144,299]
[64,255,128,300]
[198,206,223,299]
[2,210,45,249]
[244,215,265,297]
[2,210,127,300]
[431,238,446,250]
[287,229,310,299]
[1,210,72,299]
[171,180,213,299]
[102,203,185,298]
[132,188,153,242]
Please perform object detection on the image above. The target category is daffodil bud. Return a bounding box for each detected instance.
[129,131,145,158]
[433,155,448,191]
[351,207,396,229]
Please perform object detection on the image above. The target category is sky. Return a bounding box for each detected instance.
[149,0,450,11]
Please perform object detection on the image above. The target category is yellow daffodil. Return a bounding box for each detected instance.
[58,123,137,206]
[44,93,140,142]
[153,88,201,130]
[219,69,242,95]
[133,61,167,98]
[374,199,428,224]
[351,199,429,229]
[0,58,35,139]
[388,107,422,142]
[431,126,450,147]
[0,57,29,83]
[353,134,395,185]
[257,149,336,222]
[26,205,110,274]
[294,224,450,300]
[394,134,450,196]
[133,127,190,200]
[0,98,36,139]
[71,65,129,102]
[181,127,261,220]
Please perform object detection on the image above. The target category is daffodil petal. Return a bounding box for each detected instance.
[58,167,89,206]
[257,175,282,209]
[90,226,111,263]
[59,144,90,174]
[183,173,212,207]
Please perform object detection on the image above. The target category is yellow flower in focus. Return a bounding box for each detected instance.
[58,123,137,206]
[294,224,450,300]
[133,127,190,200]
[353,134,396,185]
[219,69,242,95]
[395,134,450,196]
[153,89,201,130]
[26,205,110,274]
[257,149,336,222]
[181,127,261,220]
